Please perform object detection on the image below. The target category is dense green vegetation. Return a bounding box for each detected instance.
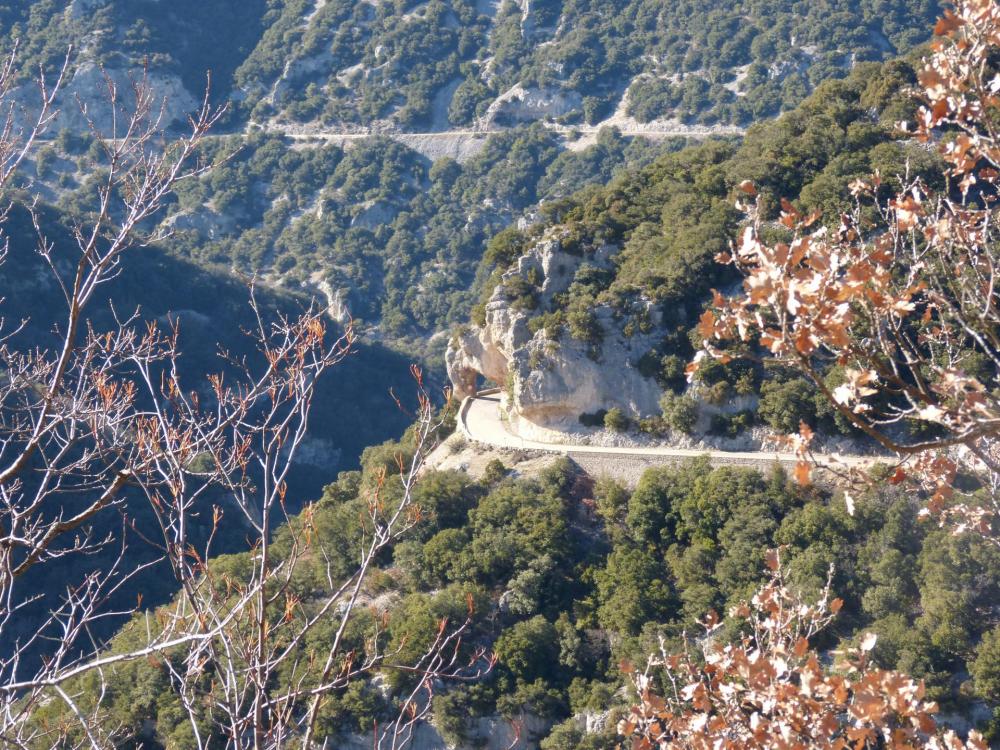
[39,117,680,353]
[35,445,1000,746]
[8,5,995,745]
[228,0,940,128]
[1,0,938,129]
[142,126,678,353]
[0,1,942,365]
[484,59,929,325]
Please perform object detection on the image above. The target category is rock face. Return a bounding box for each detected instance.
[482,84,582,125]
[69,0,110,19]
[447,235,664,428]
[164,208,238,238]
[351,199,401,229]
[12,62,198,135]
[396,132,492,163]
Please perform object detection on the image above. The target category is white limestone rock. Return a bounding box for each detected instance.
[11,62,198,135]
[68,0,110,19]
[512,304,663,427]
[482,84,582,125]
[351,199,400,229]
[164,208,238,238]
[447,234,665,427]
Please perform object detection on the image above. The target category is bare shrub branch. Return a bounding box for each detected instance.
[0,55,480,749]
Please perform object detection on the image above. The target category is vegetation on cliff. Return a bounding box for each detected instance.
[157,126,679,350]
[10,2,1000,747]
[465,54,936,440]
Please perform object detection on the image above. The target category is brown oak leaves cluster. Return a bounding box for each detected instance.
[624,3,1000,748]
[620,552,988,750]
[692,0,1000,541]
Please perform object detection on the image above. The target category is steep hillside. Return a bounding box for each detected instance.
[0,0,942,361]
[448,57,934,448]
[0,199,416,666]
[4,0,938,131]
[167,127,683,350]
[194,0,940,130]
[32,120,685,355]
[13,7,1000,747]
[34,441,1000,747]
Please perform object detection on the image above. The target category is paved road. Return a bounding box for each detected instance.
[69,124,737,147]
[458,393,877,471]
[42,124,743,166]
[276,125,739,142]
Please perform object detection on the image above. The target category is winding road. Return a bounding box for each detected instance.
[457,392,878,474]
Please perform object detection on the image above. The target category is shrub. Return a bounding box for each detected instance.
[709,410,755,438]
[972,626,1000,704]
[659,354,688,393]
[709,413,730,436]
[527,311,565,339]
[496,616,560,684]
[638,416,669,436]
[758,378,817,433]
[503,276,538,311]
[703,380,730,406]
[660,392,699,434]
[540,719,617,749]
[35,147,57,178]
[566,308,602,345]
[604,407,629,432]
[470,302,487,326]
[482,459,507,485]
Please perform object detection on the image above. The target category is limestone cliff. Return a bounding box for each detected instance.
[481,84,583,126]
[447,234,664,429]
[12,62,198,135]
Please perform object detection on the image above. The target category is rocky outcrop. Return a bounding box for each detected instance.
[271,49,335,101]
[513,303,663,427]
[482,84,582,125]
[351,199,400,229]
[164,208,238,238]
[447,235,664,429]
[12,62,199,134]
[311,276,353,325]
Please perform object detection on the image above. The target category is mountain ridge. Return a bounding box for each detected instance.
[4,0,940,134]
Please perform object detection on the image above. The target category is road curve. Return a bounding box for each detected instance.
[457,392,878,472]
